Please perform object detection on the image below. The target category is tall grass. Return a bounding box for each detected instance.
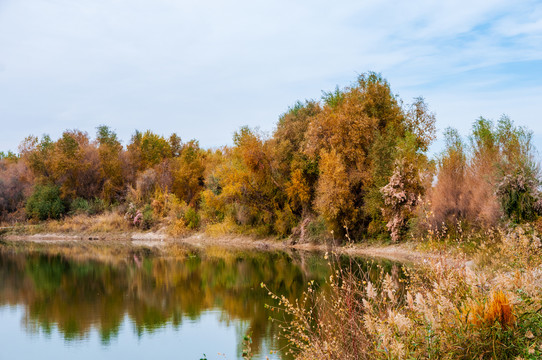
[265,226,542,359]
[39,211,130,234]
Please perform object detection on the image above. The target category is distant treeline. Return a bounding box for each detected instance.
[1,72,540,241]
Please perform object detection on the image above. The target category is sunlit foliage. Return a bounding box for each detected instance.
[96,125,125,203]
[2,72,539,243]
[429,116,541,231]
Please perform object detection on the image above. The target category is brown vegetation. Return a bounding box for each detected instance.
[265,225,542,359]
[1,73,540,246]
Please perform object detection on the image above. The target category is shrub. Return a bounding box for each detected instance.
[274,207,297,237]
[25,185,66,220]
[124,202,154,229]
[70,198,90,215]
[184,207,200,230]
[70,197,106,216]
[381,158,423,242]
[429,117,541,232]
[141,204,155,229]
[306,217,328,242]
[496,171,541,223]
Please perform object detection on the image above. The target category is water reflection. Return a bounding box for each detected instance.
[0,242,404,359]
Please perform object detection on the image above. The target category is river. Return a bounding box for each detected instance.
[0,241,404,359]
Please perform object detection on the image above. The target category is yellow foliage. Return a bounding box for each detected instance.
[314,149,356,232]
[287,169,311,210]
[171,140,206,207]
[168,217,189,237]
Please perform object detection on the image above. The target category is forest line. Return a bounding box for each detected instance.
[1,72,539,242]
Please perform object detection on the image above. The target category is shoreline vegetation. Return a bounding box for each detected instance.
[1,72,542,358]
[1,72,540,245]
[263,224,542,360]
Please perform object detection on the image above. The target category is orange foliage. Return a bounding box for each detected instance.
[314,149,356,233]
[171,140,206,207]
[464,290,516,328]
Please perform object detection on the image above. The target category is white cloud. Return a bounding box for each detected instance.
[0,0,541,153]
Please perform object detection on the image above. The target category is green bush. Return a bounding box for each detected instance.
[307,217,328,241]
[70,197,106,216]
[70,198,90,214]
[87,198,105,215]
[25,185,66,220]
[141,204,155,230]
[496,171,541,223]
[184,207,200,229]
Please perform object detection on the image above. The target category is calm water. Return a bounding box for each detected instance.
[0,242,403,359]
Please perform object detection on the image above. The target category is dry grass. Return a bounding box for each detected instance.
[205,218,238,237]
[35,211,131,234]
[266,225,542,359]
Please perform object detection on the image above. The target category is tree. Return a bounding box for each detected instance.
[19,135,54,181]
[314,148,355,234]
[272,101,320,217]
[0,158,32,218]
[48,130,102,200]
[96,125,125,202]
[171,140,206,207]
[305,73,418,239]
[127,130,172,172]
[381,134,428,242]
[429,128,468,228]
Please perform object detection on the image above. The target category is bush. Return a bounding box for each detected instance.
[70,198,90,214]
[70,197,106,216]
[291,216,328,243]
[25,185,66,220]
[274,208,297,237]
[141,204,155,229]
[184,207,200,230]
[496,171,541,223]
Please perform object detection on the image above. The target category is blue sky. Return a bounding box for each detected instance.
[1,0,541,155]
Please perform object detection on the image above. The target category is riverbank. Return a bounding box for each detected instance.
[264,225,542,359]
[2,224,541,359]
[1,228,458,264]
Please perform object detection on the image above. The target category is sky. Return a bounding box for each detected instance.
[1,0,541,156]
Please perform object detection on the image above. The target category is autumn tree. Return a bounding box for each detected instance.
[0,156,32,220]
[272,101,321,218]
[313,148,355,235]
[204,127,286,234]
[429,128,468,228]
[171,140,206,207]
[494,116,541,222]
[96,126,125,203]
[47,130,103,200]
[19,135,54,181]
[127,130,173,173]
[304,73,433,240]
[465,117,502,226]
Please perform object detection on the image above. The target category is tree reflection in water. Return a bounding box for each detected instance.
[0,242,405,358]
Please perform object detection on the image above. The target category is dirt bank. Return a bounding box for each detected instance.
[2,230,463,264]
